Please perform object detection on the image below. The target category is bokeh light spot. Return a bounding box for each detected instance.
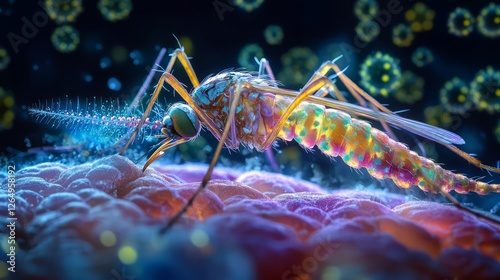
[118,245,137,265]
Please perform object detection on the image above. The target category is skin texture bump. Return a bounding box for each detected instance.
[1,154,499,280]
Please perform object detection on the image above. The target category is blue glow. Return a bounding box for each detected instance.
[107,77,122,91]
[100,57,111,69]
[83,74,93,83]
[129,50,144,65]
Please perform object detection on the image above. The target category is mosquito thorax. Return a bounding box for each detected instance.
[162,103,201,139]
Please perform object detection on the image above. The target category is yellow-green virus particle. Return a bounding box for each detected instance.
[353,0,379,21]
[0,46,10,70]
[448,7,475,37]
[0,87,15,131]
[44,0,83,24]
[97,0,133,22]
[237,43,264,71]
[495,119,500,143]
[405,2,435,32]
[355,19,380,42]
[278,47,319,89]
[231,0,264,12]
[263,25,284,45]
[411,47,434,68]
[392,23,414,47]
[359,52,402,97]
[439,77,473,114]
[393,70,424,104]
[424,105,452,129]
[51,25,80,53]
[477,3,500,38]
[470,66,500,114]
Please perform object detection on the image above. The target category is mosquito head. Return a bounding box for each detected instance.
[162,103,201,139]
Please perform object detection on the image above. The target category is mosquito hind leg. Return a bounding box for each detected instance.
[309,58,403,142]
[419,170,500,224]
[445,144,500,173]
[259,76,337,148]
[317,59,500,173]
[256,57,276,81]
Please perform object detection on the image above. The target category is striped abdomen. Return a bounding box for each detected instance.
[274,95,499,195]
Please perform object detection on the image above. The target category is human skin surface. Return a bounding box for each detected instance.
[1,155,499,280]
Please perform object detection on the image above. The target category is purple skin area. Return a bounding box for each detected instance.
[1,154,499,280]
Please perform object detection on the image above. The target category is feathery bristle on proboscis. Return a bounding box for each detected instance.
[28,97,164,145]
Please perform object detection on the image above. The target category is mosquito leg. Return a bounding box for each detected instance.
[159,79,246,234]
[326,61,401,139]
[252,62,500,222]
[258,76,336,148]
[445,144,500,173]
[128,47,168,110]
[120,47,243,155]
[320,60,500,207]
[120,48,204,155]
[301,58,401,144]
[319,61,500,173]
[419,170,500,224]
[156,73,234,147]
[120,49,192,154]
[313,61,500,173]
[119,71,173,155]
[256,58,280,172]
[256,57,276,81]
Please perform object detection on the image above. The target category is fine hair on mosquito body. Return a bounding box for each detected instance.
[119,43,500,234]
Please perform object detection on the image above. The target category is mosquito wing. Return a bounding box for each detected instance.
[307,95,465,145]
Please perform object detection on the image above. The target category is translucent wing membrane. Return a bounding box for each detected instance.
[307,95,465,145]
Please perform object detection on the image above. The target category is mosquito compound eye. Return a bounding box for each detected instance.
[166,103,201,138]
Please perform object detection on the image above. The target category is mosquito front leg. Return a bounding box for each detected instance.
[120,48,201,155]
[156,73,237,148]
[255,58,281,172]
[159,79,246,234]
[164,48,200,87]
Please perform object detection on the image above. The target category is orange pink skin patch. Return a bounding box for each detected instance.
[3,155,500,279]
